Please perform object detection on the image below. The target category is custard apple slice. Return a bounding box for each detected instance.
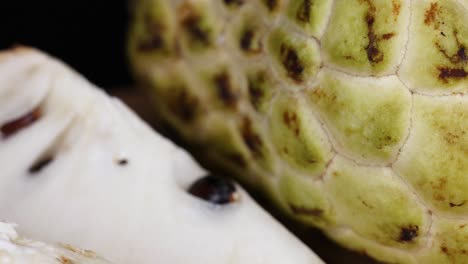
[0,222,110,264]
[128,0,468,263]
[0,47,323,264]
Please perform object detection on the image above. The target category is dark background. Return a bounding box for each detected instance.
[0,0,132,88]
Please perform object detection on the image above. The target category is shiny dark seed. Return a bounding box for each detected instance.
[1,107,41,138]
[118,159,129,166]
[188,174,239,205]
[29,156,54,174]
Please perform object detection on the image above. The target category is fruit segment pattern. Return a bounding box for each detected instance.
[129,1,468,263]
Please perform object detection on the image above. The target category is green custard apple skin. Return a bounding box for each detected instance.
[128,0,468,263]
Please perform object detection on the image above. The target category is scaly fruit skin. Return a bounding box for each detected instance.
[128,0,468,263]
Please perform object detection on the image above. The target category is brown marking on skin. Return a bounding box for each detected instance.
[382,33,395,40]
[392,0,401,20]
[365,11,384,63]
[241,30,254,51]
[240,29,262,54]
[282,110,300,136]
[424,2,440,26]
[449,201,466,207]
[440,243,468,260]
[433,177,447,189]
[280,44,304,82]
[399,225,419,242]
[138,14,166,52]
[436,31,468,65]
[441,244,449,253]
[430,178,451,203]
[214,71,239,107]
[168,88,199,122]
[437,67,468,82]
[179,4,211,46]
[263,0,279,11]
[224,0,244,7]
[457,47,467,62]
[247,72,266,110]
[460,224,467,229]
[297,0,312,23]
[360,250,370,258]
[1,107,41,138]
[227,153,247,167]
[434,193,446,202]
[444,130,464,144]
[361,199,374,209]
[241,117,264,158]
[360,0,398,64]
[289,204,323,216]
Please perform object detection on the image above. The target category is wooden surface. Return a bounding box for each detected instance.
[113,89,381,264]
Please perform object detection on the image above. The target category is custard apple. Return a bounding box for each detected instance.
[0,47,323,264]
[128,0,468,263]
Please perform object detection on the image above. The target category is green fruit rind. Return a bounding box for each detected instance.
[310,68,412,164]
[399,0,468,94]
[128,0,176,59]
[285,0,334,38]
[322,0,410,76]
[128,0,468,263]
[420,218,468,264]
[279,173,335,228]
[270,93,334,177]
[325,156,429,249]
[394,95,468,215]
[268,28,321,86]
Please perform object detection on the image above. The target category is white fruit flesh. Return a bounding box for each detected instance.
[0,222,110,264]
[0,47,323,264]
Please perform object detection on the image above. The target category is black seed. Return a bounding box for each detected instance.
[1,107,41,138]
[118,159,128,166]
[29,156,54,174]
[180,9,210,47]
[297,0,312,22]
[214,71,238,106]
[188,174,238,205]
